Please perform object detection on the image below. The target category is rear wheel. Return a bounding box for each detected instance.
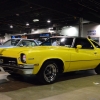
[37,61,59,84]
[95,64,100,74]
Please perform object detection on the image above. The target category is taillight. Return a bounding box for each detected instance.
[20,53,26,63]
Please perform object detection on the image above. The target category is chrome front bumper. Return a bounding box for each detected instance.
[0,64,34,75]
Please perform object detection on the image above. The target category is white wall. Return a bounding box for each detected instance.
[60,26,79,36]
[60,23,100,38]
[31,28,55,34]
[0,33,11,43]
[4,33,11,41]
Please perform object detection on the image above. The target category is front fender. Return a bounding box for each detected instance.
[33,57,65,74]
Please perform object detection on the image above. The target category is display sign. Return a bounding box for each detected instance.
[11,36,15,38]
[11,35,21,38]
[40,33,50,37]
[87,30,96,35]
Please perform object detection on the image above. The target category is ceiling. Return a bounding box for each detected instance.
[0,0,100,35]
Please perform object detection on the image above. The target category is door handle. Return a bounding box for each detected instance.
[94,52,97,54]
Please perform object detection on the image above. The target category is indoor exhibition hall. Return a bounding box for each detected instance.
[0,0,100,100]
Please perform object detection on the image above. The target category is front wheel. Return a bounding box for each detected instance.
[37,61,59,84]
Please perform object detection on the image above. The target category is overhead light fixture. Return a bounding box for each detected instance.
[49,27,53,29]
[16,14,19,16]
[47,20,51,23]
[31,29,34,32]
[82,20,90,23]
[10,25,13,28]
[33,19,39,22]
[26,23,29,26]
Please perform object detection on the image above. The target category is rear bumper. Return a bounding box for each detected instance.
[0,64,34,75]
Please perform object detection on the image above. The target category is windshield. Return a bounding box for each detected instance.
[3,39,20,46]
[41,37,74,47]
[90,40,100,48]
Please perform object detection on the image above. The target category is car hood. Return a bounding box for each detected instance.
[0,46,70,57]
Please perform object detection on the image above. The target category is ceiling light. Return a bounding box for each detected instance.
[10,25,13,28]
[26,23,29,26]
[16,14,19,16]
[31,29,34,32]
[82,20,90,23]
[49,27,53,29]
[47,20,51,23]
[33,19,39,22]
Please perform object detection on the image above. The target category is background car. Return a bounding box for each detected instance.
[0,38,38,48]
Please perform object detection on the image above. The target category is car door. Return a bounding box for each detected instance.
[67,38,99,72]
[90,40,100,60]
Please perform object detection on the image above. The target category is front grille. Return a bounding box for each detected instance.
[0,56,17,66]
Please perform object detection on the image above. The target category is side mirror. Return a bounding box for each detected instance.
[76,45,82,49]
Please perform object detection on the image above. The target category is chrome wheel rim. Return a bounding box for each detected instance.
[44,63,57,83]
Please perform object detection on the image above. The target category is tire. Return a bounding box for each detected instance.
[37,60,59,84]
[95,64,100,74]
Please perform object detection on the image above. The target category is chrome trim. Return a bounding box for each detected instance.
[65,59,100,62]
[0,64,34,68]
[1,64,34,75]
[71,38,76,48]
[21,64,34,68]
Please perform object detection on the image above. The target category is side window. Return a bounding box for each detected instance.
[18,40,36,46]
[41,38,54,46]
[11,39,20,46]
[90,40,100,48]
[74,38,93,49]
[59,38,73,47]
[3,40,11,46]
[65,38,73,47]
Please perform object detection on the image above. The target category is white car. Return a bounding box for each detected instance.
[0,38,38,48]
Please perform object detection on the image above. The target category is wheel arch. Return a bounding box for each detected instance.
[38,58,64,74]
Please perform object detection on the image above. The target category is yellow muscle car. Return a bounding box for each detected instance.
[0,36,100,84]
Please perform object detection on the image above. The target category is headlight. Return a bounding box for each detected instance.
[20,53,26,63]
